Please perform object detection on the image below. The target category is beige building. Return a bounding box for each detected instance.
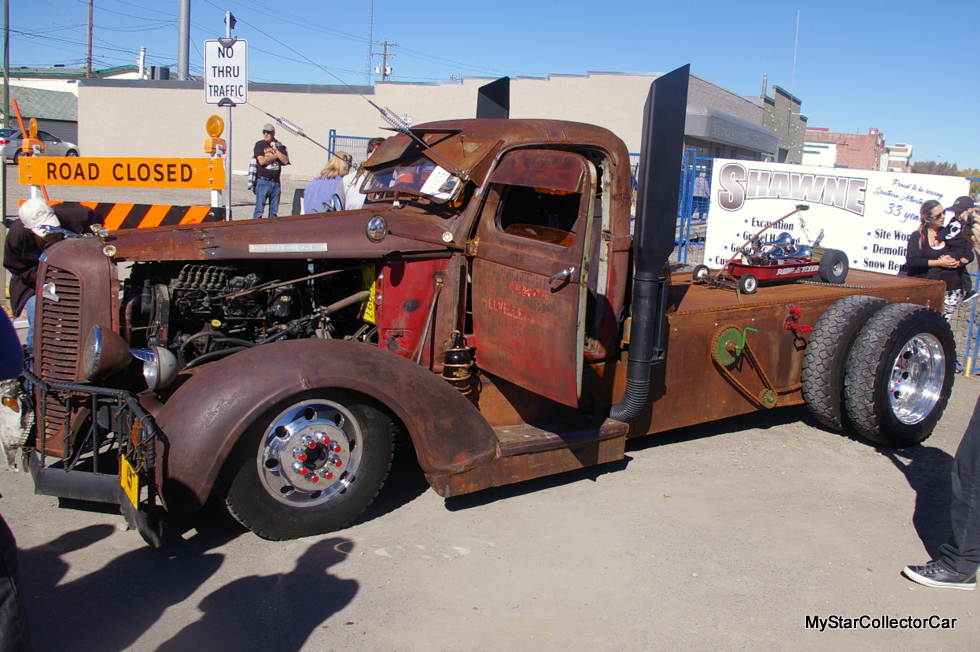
[78,71,778,180]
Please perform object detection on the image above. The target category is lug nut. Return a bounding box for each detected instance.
[331,456,343,468]
[321,470,334,480]
[314,431,330,444]
[310,475,319,483]
[301,435,316,449]
[292,447,307,462]
[331,442,342,453]
[291,462,308,476]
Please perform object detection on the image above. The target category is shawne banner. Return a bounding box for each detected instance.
[702,160,970,274]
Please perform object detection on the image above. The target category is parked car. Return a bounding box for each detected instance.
[0,128,79,164]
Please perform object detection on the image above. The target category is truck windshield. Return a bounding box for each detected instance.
[360,153,464,204]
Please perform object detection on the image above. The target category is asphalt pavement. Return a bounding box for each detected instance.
[2,377,980,651]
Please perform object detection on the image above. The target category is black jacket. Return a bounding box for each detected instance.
[3,203,103,316]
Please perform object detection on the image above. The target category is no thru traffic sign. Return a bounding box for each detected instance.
[204,39,248,106]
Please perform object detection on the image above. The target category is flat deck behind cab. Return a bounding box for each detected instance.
[620,270,944,437]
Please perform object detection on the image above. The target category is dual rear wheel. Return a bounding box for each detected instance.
[802,296,954,447]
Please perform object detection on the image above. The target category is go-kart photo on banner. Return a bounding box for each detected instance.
[702,159,970,274]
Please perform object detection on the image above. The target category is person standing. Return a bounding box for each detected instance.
[302,152,352,214]
[3,198,103,346]
[340,137,386,211]
[905,200,966,321]
[940,196,979,303]
[904,394,980,590]
[252,124,290,219]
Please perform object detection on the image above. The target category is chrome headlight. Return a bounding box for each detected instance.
[130,346,178,390]
[81,325,132,380]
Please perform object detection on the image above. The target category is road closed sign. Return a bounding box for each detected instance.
[204,39,248,105]
[19,157,226,189]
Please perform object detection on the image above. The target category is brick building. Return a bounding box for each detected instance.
[803,126,886,170]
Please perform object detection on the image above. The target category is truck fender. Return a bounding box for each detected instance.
[153,339,497,516]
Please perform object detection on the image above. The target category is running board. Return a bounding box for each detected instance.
[427,418,628,497]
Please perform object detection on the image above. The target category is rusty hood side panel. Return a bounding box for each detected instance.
[104,210,460,262]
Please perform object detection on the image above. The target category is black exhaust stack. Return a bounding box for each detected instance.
[476,77,510,119]
[610,64,690,423]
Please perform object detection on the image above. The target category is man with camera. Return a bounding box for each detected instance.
[252,123,290,219]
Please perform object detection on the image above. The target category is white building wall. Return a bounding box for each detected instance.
[78,72,767,179]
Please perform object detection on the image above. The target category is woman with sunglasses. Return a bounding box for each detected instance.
[906,199,965,320]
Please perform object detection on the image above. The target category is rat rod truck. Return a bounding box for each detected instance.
[3,67,955,544]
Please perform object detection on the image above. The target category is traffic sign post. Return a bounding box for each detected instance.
[204,31,246,219]
[204,39,248,106]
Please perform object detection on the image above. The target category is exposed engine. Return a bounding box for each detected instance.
[122,260,375,384]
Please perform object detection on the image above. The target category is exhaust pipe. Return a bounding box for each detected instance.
[610,65,690,423]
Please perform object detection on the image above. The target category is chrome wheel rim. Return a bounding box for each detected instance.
[257,399,362,506]
[888,333,945,425]
[833,260,844,275]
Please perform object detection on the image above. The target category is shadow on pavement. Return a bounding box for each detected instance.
[880,445,954,557]
[154,537,358,652]
[350,436,431,526]
[20,518,238,652]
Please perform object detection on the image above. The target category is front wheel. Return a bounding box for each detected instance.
[738,273,758,294]
[222,389,394,540]
[843,303,955,447]
[692,264,710,282]
[66,150,79,157]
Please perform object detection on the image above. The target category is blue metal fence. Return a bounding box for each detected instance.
[327,130,374,167]
[630,148,712,264]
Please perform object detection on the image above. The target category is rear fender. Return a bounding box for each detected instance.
[153,339,496,516]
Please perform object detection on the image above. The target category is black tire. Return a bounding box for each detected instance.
[801,295,888,431]
[818,249,848,284]
[13,150,24,165]
[738,273,758,294]
[692,264,710,281]
[843,303,955,447]
[66,150,79,157]
[222,389,394,540]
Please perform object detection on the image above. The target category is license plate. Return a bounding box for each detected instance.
[120,455,139,509]
[360,266,377,324]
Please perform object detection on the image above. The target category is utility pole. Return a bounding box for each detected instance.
[177,0,190,80]
[86,0,93,77]
[373,39,396,82]
[364,0,373,85]
[1,0,7,297]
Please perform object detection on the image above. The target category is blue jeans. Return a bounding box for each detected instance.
[253,177,281,219]
[24,294,35,348]
[941,395,980,574]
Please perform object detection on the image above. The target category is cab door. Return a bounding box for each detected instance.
[470,149,596,407]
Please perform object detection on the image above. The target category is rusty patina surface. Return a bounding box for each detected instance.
[619,270,945,438]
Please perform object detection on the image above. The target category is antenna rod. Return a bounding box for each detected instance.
[791,8,800,94]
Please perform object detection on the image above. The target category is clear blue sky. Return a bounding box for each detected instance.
[13,0,980,170]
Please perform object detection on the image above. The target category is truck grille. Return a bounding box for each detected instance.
[37,267,83,449]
